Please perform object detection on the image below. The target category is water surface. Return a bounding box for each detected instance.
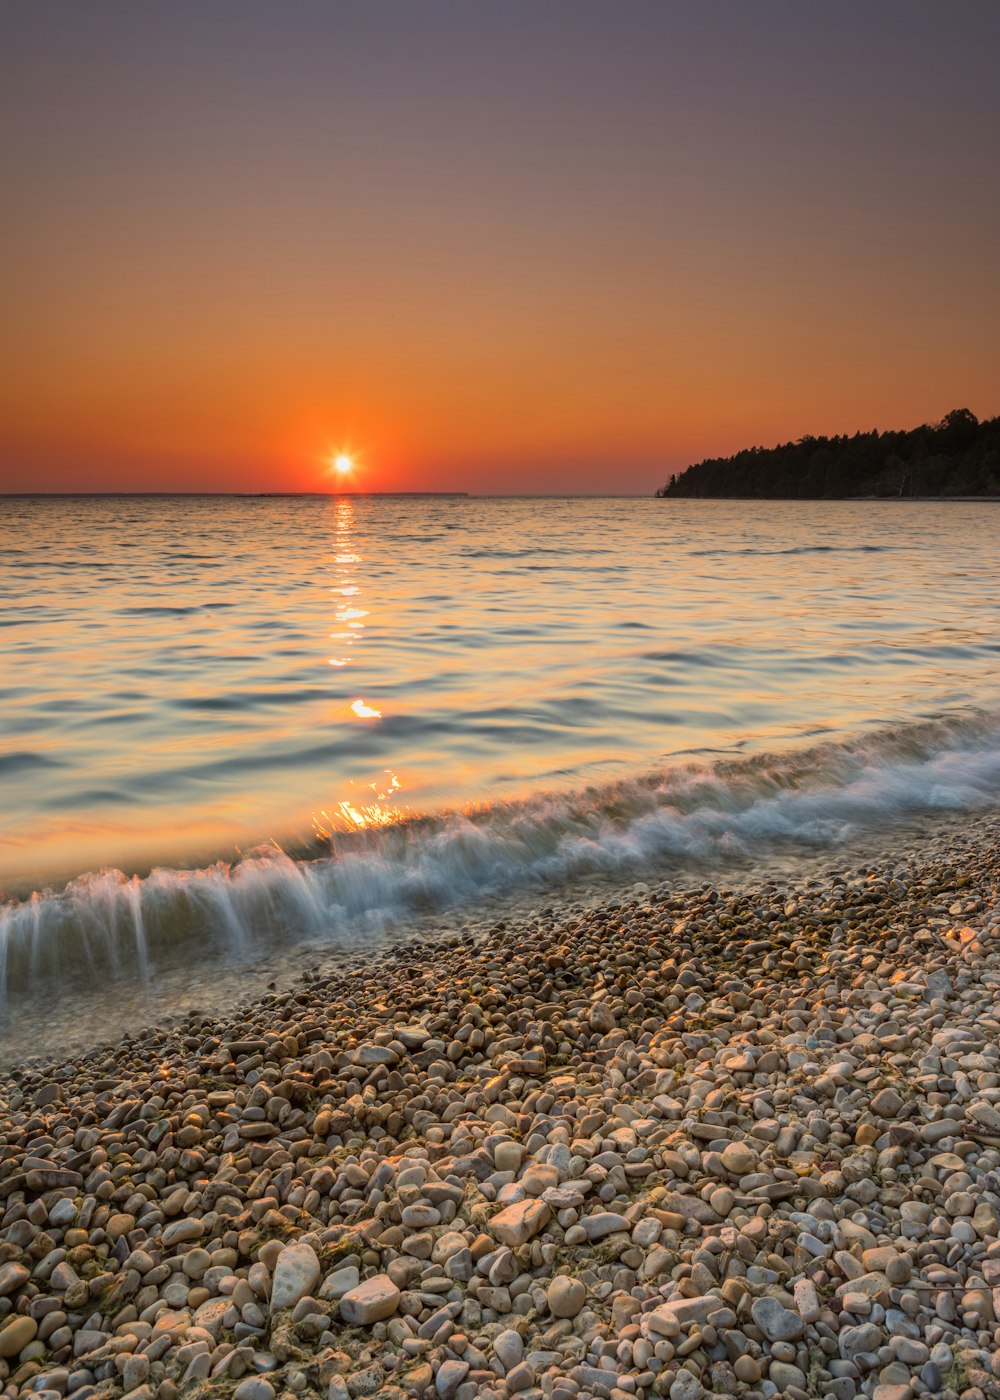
[2,495,999,1049]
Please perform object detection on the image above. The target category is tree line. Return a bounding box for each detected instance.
[657,409,1000,499]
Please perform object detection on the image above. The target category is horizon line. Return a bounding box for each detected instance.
[0,490,655,500]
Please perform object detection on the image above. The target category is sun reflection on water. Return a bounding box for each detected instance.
[312,772,405,837]
[316,498,399,838]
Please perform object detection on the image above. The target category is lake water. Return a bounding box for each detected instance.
[2,495,999,1050]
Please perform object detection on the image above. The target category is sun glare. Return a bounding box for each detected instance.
[333,453,354,475]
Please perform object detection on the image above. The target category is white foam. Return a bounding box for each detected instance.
[2,710,999,1015]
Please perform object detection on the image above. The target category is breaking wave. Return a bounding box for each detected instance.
[2,710,1000,1017]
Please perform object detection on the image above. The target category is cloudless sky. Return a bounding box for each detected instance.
[2,1,998,494]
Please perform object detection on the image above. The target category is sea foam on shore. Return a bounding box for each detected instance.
[3,710,1000,1048]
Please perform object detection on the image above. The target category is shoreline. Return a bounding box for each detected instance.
[3,802,996,1072]
[2,819,1000,1399]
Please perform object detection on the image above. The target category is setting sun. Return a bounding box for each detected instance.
[332,453,354,476]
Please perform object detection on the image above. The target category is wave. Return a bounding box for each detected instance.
[2,710,999,1016]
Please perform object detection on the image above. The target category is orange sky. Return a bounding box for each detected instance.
[2,3,998,494]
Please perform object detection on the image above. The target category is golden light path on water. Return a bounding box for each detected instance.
[317,496,397,838]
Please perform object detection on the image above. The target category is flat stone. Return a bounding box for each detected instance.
[870,1087,904,1118]
[351,1044,397,1066]
[521,1164,559,1195]
[834,1271,889,1300]
[589,1003,617,1032]
[270,1242,321,1311]
[840,1322,884,1360]
[658,1192,722,1225]
[320,1265,361,1300]
[400,1203,441,1228]
[161,1218,203,1247]
[233,1380,276,1400]
[648,1296,723,1334]
[47,1199,79,1228]
[792,1277,820,1323]
[493,1329,524,1371]
[393,1026,430,1049]
[581,1211,629,1240]
[192,1297,230,1339]
[506,1361,536,1393]
[494,1141,524,1173]
[769,1361,807,1391]
[346,1363,385,1396]
[435,1358,470,1399]
[669,1371,705,1400]
[750,1295,805,1342]
[569,1365,617,1398]
[490,1198,551,1246]
[26,1168,84,1192]
[338,1274,401,1326]
[0,1263,29,1298]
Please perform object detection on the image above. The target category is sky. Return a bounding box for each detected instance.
[2,2,998,495]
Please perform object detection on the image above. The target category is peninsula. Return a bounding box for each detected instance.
[658,409,999,500]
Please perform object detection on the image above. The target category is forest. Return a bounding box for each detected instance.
[657,409,1000,499]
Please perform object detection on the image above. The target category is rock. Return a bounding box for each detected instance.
[581,1211,629,1239]
[769,1360,807,1391]
[351,1044,397,1066]
[733,1356,761,1384]
[320,1265,361,1300]
[840,1322,883,1359]
[435,1359,470,1399]
[270,1242,322,1310]
[505,1361,536,1393]
[720,1140,758,1175]
[346,1362,385,1396]
[548,1275,587,1318]
[490,1198,551,1246]
[338,1275,401,1326]
[669,1371,705,1400]
[0,1315,38,1358]
[649,1296,723,1333]
[589,1003,616,1032]
[234,1381,276,1400]
[870,1087,904,1118]
[750,1295,805,1342]
[493,1329,524,1371]
[521,1163,559,1195]
[0,1263,29,1297]
[658,1192,722,1225]
[161,1218,203,1248]
[494,1141,523,1173]
[792,1277,820,1323]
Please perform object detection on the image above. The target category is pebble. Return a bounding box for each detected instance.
[548,1275,588,1318]
[233,1381,276,1400]
[751,1295,805,1342]
[268,1242,321,1310]
[338,1275,401,1326]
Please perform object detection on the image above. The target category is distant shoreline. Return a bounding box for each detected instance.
[656,492,1000,504]
[658,408,999,500]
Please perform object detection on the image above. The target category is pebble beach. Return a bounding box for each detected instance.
[3,815,1000,1400]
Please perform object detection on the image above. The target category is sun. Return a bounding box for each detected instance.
[333,453,354,476]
